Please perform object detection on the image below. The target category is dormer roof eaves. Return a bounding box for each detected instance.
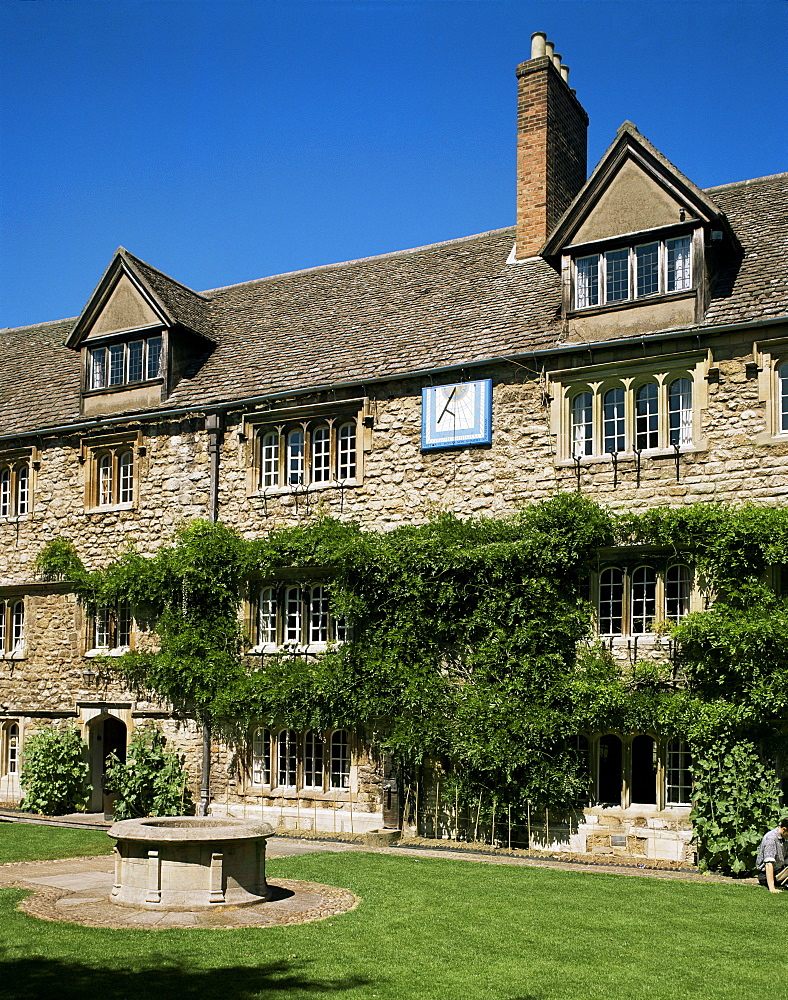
[542,122,728,260]
[65,248,216,350]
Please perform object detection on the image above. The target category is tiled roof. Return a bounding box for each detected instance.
[1,174,786,438]
[701,174,788,327]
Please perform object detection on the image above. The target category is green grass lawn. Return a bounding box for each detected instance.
[0,823,112,864]
[1,826,784,1000]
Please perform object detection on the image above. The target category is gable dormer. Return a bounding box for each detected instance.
[542,122,737,342]
[66,248,213,417]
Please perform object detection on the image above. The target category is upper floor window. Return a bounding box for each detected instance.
[779,362,788,434]
[87,333,163,391]
[83,434,140,510]
[252,583,348,651]
[573,236,692,310]
[257,420,358,490]
[597,564,691,636]
[0,599,25,657]
[88,603,132,655]
[568,376,694,459]
[0,461,30,518]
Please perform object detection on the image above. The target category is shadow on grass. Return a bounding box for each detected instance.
[0,956,372,1000]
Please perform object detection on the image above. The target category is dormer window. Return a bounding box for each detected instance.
[87,333,163,391]
[573,235,692,310]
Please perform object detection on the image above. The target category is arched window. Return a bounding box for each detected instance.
[330,730,350,789]
[260,432,279,488]
[304,730,324,788]
[311,426,331,483]
[0,469,9,517]
[284,587,302,643]
[16,465,29,514]
[278,729,297,787]
[666,739,693,805]
[598,568,623,635]
[598,734,622,805]
[309,586,329,644]
[337,422,356,480]
[257,587,278,646]
[118,451,134,504]
[603,388,625,454]
[286,430,304,486]
[668,378,693,446]
[94,608,110,649]
[5,723,19,775]
[631,566,656,634]
[665,565,691,622]
[631,734,657,804]
[635,383,659,451]
[98,454,113,506]
[252,727,271,785]
[11,601,24,652]
[571,393,593,457]
[779,362,788,433]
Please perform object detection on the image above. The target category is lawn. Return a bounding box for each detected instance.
[0,826,784,1000]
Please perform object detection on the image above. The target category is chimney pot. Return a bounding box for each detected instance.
[530,31,547,59]
[561,64,570,83]
[545,40,555,59]
[553,53,562,70]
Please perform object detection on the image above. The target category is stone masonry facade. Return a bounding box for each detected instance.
[1,34,786,857]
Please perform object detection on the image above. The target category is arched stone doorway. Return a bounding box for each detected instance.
[87,714,127,812]
[631,734,658,805]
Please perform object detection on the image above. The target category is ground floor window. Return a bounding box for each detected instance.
[251,727,352,792]
[2,722,19,777]
[575,732,693,809]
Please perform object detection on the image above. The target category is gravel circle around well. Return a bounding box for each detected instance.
[0,857,359,930]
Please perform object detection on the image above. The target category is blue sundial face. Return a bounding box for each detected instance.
[422,379,492,450]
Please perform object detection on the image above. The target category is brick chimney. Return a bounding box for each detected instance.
[515,32,589,259]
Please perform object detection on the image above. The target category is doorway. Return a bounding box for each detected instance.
[631,734,657,804]
[598,734,622,805]
[88,715,127,812]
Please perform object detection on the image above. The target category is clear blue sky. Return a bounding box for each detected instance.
[1,0,785,330]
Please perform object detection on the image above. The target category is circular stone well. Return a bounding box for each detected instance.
[108,816,275,910]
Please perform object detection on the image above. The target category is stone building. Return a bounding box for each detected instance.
[1,33,786,858]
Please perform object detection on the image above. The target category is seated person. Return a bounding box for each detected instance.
[756,817,788,893]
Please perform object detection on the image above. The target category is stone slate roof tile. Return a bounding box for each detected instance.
[1,174,786,438]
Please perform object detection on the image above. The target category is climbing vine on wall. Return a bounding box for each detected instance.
[37,495,788,871]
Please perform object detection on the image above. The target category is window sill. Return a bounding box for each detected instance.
[83,378,163,398]
[86,502,135,514]
[0,513,31,522]
[248,642,343,656]
[85,646,130,658]
[556,446,704,468]
[246,786,352,798]
[251,480,358,497]
[567,288,695,318]
[0,650,26,660]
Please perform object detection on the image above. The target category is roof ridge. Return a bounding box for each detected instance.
[201,226,516,295]
[704,172,788,193]
[119,247,213,302]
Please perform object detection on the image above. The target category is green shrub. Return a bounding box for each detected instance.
[20,725,90,814]
[690,740,782,874]
[105,726,192,819]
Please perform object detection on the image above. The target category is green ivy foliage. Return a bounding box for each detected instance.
[20,725,90,815]
[37,496,788,870]
[105,726,192,819]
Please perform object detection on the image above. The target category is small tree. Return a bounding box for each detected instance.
[105,726,192,819]
[20,725,90,815]
[38,520,249,815]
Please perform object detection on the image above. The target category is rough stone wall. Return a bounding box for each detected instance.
[2,329,787,834]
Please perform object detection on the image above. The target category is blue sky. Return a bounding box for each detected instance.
[1,0,785,330]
